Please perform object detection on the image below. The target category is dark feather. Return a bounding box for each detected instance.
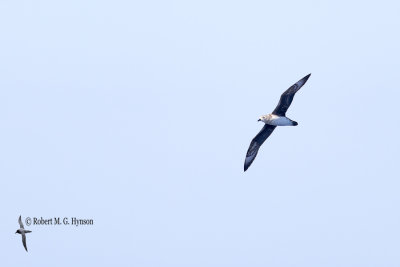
[272,73,311,116]
[244,124,276,171]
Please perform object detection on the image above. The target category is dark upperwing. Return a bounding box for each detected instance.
[272,73,311,116]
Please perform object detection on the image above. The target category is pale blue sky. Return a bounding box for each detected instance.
[1,0,400,266]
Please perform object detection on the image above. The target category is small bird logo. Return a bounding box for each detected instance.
[15,215,32,252]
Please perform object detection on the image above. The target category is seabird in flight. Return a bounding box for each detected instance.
[15,215,32,252]
[244,74,311,171]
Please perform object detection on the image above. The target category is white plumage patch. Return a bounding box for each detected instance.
[260,114,293,126]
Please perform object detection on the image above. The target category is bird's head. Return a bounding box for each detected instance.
[258,115,268,123]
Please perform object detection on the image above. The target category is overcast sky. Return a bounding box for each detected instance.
[1,0,400,266]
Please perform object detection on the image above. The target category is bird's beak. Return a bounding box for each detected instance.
[257,119,261,122]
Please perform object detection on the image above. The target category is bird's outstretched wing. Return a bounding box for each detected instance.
[244,124,276,171]
[18,215,24,229]
[22,234,28,252]
[272,73,311,116]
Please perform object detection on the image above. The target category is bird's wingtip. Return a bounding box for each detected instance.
[298,73,311,84]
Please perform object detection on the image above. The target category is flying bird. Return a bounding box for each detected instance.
[15,215,32,252]
[244,74,311,171]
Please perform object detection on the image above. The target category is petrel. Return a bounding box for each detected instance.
[15,215,31,252]
[244,74,311,171]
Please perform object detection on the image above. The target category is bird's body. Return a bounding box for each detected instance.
[16,229,31,234]
[258,114,297,126]
[244,74,311,171]
[15,216,31,252]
